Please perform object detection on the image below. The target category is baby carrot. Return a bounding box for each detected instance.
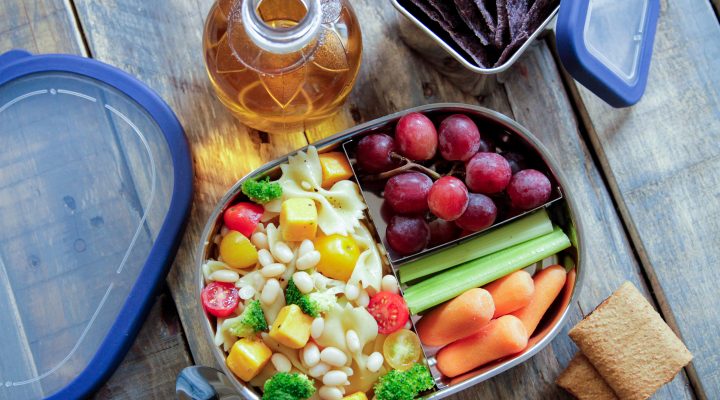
[484,270,535,318]
[416,288,495,347]
[436,315,528,377]
[511,265,567,337]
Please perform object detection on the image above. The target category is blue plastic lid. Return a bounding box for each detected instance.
[0,50,193,399]
[556,0,660,107]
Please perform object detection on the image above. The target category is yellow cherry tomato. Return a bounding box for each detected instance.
[383,329,422,371]
[220,230,258,268]
[314,234,360,281]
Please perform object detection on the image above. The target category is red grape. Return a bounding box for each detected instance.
[395,112,437,160]
[465,152,512,194]
[507,169,552,210]
[438,114,480,161]
[356,133,398,173]
[455,193,497,232]
[386,215,430,255]
[427,176,469,221]
[502,152,527,175]
[429,219,460,247]
[384,172,432,214]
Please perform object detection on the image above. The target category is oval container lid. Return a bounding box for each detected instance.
[556,0,660,107]
[0,50,193,399]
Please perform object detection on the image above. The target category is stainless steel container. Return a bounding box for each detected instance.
[390,1,560,96]
[196,103,585,399]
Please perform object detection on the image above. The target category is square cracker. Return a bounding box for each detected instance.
[569,282,692,400]
[557,353,618,400]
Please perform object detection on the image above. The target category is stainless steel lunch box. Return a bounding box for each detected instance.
[390,2,560,96]
[196,103,585,399]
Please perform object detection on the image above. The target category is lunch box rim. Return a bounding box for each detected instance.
[389,1,560,75]
[195,103,586,399]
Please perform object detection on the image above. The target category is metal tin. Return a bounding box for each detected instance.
[196,103,585,399]
[390,2,560,95]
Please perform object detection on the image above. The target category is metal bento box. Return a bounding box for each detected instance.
[195,103,584,399]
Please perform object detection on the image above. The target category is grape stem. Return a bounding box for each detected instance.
[364,153,442,181]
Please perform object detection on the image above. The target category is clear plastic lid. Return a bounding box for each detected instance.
[556,0,660,107]
[583,0,649,84]
[0,71,175,398]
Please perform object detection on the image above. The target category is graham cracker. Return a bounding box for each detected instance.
[556,353,618,400]
[568,282,692,400]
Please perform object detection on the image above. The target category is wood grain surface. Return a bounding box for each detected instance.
[561,0,720,397]
[1,0,716,398]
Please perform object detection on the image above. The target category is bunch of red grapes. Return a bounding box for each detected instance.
[356,112,552,256]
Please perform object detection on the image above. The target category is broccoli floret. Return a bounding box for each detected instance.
[242,177,282,204]
[262,372,316,400]
[285,279,320,317]
[308,291,337,314]
[224,300,267,337]
[374,363,435,400]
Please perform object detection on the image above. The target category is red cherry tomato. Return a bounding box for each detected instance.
[367,291,410,334]
[223,202,264,238]
[202,282,240,318]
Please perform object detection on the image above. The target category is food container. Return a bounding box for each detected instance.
[391,0,660,107]
[0,50,193,399]
[196,103,585,398]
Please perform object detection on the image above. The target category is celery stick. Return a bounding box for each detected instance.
[403,227,571,314]
[398,210,553,283]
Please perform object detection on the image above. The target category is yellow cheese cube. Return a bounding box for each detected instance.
[269,304,313,349]
[343,392,369,400]
[226,338,272,382]
[280,198,318,241]
[319,152,354,189]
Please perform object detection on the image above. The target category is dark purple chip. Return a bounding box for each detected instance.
[472,0,497,33]
[506,0,529,40]
[494,0,510,49]
[454,0,493,46]
[522,0,558,34]
[494,32,528,67]
[409,0,498,68]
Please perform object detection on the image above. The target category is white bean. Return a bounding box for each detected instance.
[358,290,370,307]
[318,386,343,400]
[381,274,399,294]
[303,342,320,367]
[209,269,239,283]
[340,366,354,377]
[298,239,315,257]
[320,347,347,367]
[322,370,348,386]
[344,283,359,301]
[311,317,325,339]
[258,249,274,267]
[296,250,321,270]
[345,330,360,353]
[308,362,330,378]
[271,353,292,373]
[271,241,294,264]
[367,352,384,373]
[238,286,256,300]
[261,263,286,278]
[293,271,314,293]
[261,279,281,304]
[251,232,268,249]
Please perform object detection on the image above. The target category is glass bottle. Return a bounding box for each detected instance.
[203,0,362,133]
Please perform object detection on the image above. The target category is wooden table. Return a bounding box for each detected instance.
[1,0,717,398]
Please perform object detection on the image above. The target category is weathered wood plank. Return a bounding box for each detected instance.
[0,0,85,54]
[562,0,720,396]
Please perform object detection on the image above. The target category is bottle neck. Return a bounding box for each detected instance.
[239,0,322,54]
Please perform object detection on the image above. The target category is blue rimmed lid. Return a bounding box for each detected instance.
[0,50,193,399]
[556,0,660,107]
